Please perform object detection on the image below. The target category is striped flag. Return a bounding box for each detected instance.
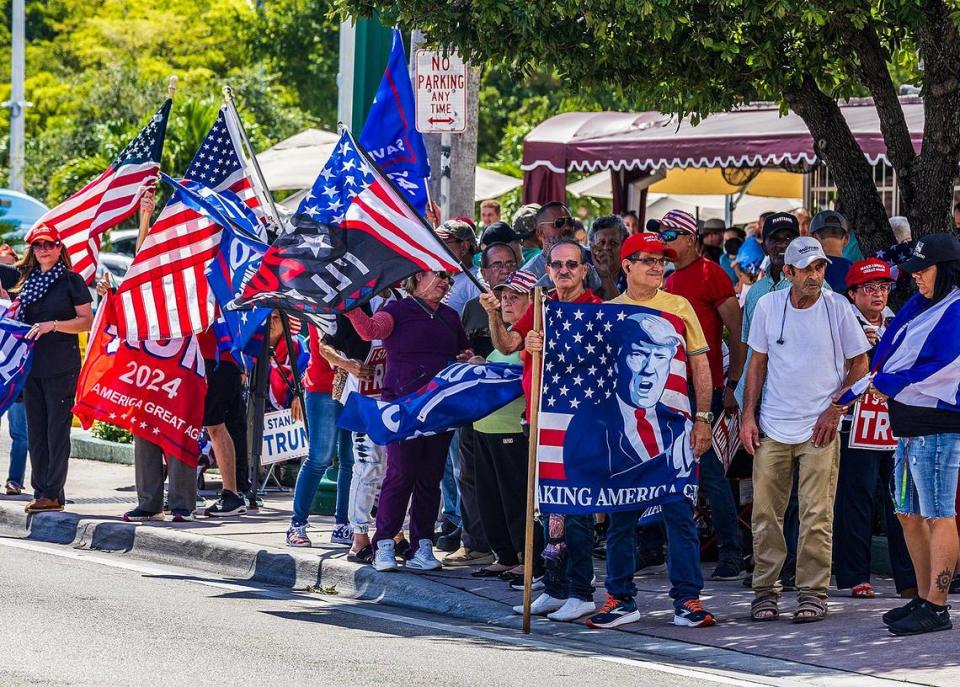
[114,107,266,341]
[536,301,696,515]
[229,128,458,318]
[0,318,34,416]
[34,100,171,284]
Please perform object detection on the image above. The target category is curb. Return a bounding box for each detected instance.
[70,429,134,465]
[0,502,514,625]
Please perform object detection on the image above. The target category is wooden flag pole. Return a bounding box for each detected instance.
[135,75,177,253]
[522,286,545,634]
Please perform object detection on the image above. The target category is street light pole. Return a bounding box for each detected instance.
[6,0,29,192]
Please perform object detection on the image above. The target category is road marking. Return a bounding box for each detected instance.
[0,538,882,687]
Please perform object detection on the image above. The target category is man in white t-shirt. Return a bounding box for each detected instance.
[740,236,870,623]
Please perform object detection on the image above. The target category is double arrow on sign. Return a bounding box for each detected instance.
[428,116,454,125]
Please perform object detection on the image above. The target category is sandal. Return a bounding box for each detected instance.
[347,544,374,564]
[851,582,875,599]
[471,565,513,578]
[751,594,780,622]
[5,481,22,496]
[793,595,827,624]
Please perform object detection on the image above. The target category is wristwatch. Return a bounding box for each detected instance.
[695,411,714,424]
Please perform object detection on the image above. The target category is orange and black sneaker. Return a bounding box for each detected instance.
[586,593,641,629]
[673,598,716,627]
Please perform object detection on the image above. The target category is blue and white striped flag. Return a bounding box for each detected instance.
[839,288,960,411]
[0,318,34,415]
[337,362,523,445]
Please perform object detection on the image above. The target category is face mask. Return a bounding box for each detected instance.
[724,238,743,256]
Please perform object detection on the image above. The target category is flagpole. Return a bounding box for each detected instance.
[522,286,545,635]
[346,126,487,295]
[222,85,284,231]
[135,76,177,253]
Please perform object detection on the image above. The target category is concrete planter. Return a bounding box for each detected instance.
[70,429,134,465]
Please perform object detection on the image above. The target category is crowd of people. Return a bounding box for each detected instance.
[2,195,959,638]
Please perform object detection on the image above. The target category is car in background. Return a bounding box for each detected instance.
[105,228,139,258]
[91,251,132,308]
[0,189,48,240]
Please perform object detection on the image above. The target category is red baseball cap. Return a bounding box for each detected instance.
[620,232,678,262]
[24,223,60,245]
[845,258,893,289]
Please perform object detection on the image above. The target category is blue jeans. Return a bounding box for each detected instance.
[440,432,462,527]
[892,434,960,518]
[544,514,594,602]
[606,499,703,608]
[697,390,742,565]
[4,401,28,487]
[291,392,340,526]
[334,429,353,525]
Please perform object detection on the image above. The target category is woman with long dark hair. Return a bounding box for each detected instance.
[870,233,960,636]
[15,225,93,513]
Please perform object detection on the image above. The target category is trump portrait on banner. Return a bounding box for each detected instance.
[563,312,695,483]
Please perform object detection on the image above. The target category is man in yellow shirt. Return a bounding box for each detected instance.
[587,232,716,630]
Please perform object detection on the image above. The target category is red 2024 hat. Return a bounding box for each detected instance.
[845,258,893,289]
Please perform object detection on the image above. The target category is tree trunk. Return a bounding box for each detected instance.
[784,74,894,257]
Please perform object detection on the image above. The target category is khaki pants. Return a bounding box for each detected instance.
[751,435,840,598]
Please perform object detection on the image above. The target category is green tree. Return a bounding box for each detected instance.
[338,0,960,254]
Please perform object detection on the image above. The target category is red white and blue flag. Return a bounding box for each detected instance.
[536,301,696,515]
[229,129,457,319]
[114,107,266,341]
[35,99,171,284]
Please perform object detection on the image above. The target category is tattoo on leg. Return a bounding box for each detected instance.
[935,568,953,593]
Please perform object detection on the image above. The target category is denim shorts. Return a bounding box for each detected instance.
[891,434,960,518]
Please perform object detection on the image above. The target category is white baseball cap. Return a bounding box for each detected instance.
[784,236,832,269]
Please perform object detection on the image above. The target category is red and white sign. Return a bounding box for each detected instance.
[73,295,208,467]
[415,50,467,133]
[849,393,898,450]
[358,346,387,397]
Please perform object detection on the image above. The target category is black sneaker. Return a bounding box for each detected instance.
[710,561,745,581]
[888,602,952,636]
[635,550,667,575]
[122,508,164,522]
[435,526,461,553]
[882,597,924,626]
[204,490,247,517]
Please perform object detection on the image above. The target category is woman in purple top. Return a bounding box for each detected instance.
[346,270,472,572]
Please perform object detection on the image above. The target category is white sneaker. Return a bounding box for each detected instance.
[513,592,565,616]
[373,539,398,572]
[405,538,441,571]
[547,597,596,622]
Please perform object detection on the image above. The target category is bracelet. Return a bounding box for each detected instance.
[725,378,739,390]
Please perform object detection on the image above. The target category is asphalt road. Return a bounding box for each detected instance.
[0,539,742,687]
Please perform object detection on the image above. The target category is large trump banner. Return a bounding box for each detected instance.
[536,301,697,514]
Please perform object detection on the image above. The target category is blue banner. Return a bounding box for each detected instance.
[338,362,523,445]
[536,301,698,515]
[0,318,34,416]
[359,30,431,214]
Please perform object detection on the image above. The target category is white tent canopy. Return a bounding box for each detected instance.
[645,193,801,225]
[258,128,522,201]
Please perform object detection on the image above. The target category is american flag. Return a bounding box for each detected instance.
[35,99,171,284]
[0,318,34,416]
[537,300,691,481]
[114,107,265,341]
[296,129,455,273]
[229,129,457,319]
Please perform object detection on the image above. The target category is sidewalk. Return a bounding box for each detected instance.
[2,450,958,686]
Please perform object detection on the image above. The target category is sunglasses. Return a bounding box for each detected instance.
[659,229,694,242]
[626,256,670,267]
[31,240,60,251]
[538,217,576,230]
[547,259,584,271]
[430,271,454,283]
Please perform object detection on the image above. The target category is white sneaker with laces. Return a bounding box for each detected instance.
[405,538,442,571]
[547,597,596,622]
[513,593,565,616]
[373,539,398,572]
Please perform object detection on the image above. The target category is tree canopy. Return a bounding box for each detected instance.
[339,0,960,252]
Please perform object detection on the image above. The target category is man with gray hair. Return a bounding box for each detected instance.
[741,236,870,624]
[889,216,912,244]
[588,214,628,299]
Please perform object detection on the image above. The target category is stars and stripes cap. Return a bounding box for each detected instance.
[493,269,538,294]
[659,209,699,235]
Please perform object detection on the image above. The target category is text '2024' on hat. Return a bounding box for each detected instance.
[784,236,832,269]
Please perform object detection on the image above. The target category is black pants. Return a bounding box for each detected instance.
[226,397,249,494]
[458,425,490,551]
[833,433,916,592]
[474,431,532,566]
[25,370,78,503]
